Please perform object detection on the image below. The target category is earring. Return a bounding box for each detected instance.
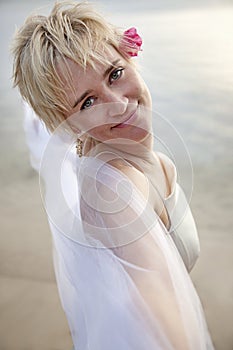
[76,138,83,157]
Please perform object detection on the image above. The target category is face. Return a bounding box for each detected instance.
[59,46,152,148]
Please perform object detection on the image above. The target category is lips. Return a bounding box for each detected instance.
[112,108,138,129]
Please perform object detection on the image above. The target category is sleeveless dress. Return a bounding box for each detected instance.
[24,106,214,350]
[156,151,200,272]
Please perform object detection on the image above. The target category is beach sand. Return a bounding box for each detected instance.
[0,1,232,349]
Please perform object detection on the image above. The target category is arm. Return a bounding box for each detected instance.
[79,159,213,349]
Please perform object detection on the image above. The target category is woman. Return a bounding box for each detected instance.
[12,2,214,349]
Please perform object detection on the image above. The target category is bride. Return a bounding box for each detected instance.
[12,2,214,349]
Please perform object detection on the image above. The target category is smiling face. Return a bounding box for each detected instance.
[59,46,152,149]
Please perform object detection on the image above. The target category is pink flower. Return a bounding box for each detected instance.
[121,27,142,57]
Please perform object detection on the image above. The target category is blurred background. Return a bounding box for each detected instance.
[0,0,232,349]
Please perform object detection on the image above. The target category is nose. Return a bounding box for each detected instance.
[103,89,128,118]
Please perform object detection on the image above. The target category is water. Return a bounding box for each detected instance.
[1,0,232,168]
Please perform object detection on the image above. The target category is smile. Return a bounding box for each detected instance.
[112,109,138,129]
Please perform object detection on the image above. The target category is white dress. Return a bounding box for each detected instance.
[24,105,214,350]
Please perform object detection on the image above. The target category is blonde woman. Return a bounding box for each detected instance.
[12,2,214,349]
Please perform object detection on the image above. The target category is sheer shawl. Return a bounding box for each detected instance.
[24,104,214,349]
[41,143,214,350]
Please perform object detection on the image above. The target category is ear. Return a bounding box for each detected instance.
[68,122,86,141]
[65,118,81,134]
[69,124,81,134]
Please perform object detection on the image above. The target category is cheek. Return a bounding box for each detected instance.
[140,78,152,108]
[86,124,110,142]
[129,72,151,105]
[127,72,141,94]
[145,86,152,107]
[137,83,152,110]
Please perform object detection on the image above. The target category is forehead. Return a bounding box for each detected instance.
[56,46,125,106]
[58,46,123,83]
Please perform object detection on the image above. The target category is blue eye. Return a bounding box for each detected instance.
[109,68,124,84]
[81,96,95,110]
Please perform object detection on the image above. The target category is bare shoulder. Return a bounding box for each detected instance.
[107,158,149,199]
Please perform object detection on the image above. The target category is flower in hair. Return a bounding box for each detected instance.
[121,27,142,57]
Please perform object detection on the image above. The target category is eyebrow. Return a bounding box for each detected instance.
[103,59,120,78]
[72,59,121,108]
[72,89,93,109]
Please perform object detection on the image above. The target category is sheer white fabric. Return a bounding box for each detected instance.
[24,104,214,349]
[50,155,213,349]
[23,102,50,172]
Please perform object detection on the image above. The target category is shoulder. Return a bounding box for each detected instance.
[106,158,149,200]
[79,156,149,209]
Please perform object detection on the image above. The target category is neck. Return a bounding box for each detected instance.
[83,133,154,161]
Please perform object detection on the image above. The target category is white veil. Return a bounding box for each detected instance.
[24,103,214,349]
[49,152,214,349]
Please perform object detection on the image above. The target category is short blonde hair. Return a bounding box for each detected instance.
[12,1,128,132]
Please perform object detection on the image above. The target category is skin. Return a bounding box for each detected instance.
[54,45,193,348]
[57,45,170,228]
[58,46,153,149]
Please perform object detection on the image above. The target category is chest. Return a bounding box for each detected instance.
[146,160,171,231]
